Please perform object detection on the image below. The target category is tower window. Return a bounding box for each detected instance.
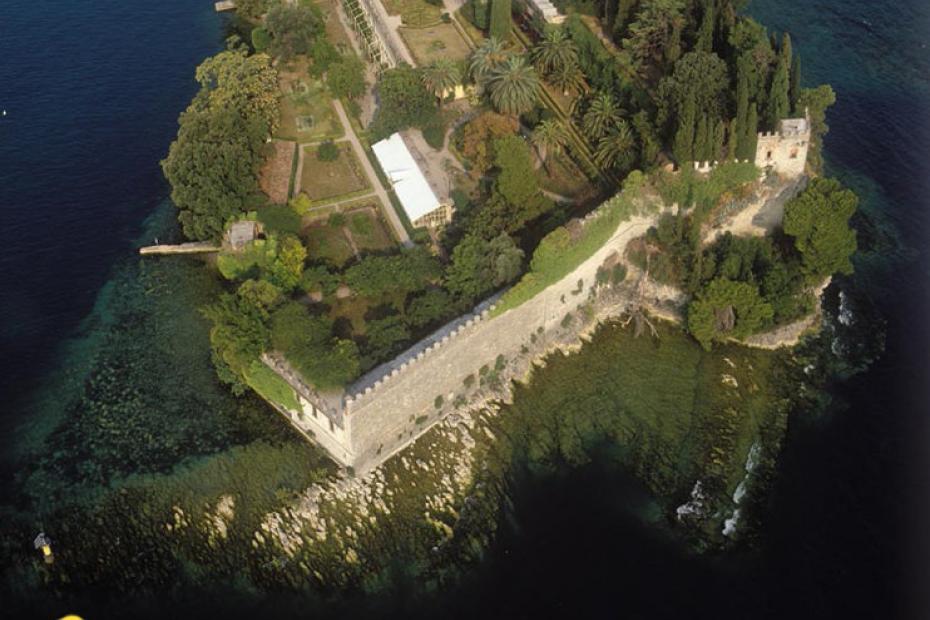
[789,148,798,159]
[766,150,773,160]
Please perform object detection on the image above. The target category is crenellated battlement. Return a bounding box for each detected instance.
[343,297,499,415]
[693,159,752,174]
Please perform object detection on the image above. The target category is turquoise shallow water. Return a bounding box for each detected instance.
[1,0,928,617]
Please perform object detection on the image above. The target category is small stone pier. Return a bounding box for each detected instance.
[138,242,219,256]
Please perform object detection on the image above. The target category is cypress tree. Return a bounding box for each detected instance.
[790,53,801,114]
[780,33,792,70]
[674,98,696,165]
[734,69,749,155]
[767,57,790,128]
[742,103,759,161]
[713,118,726,161]
[489,0,512,41]
[696,0,715,53]
[726,119,738,160]
[695,114,710,162]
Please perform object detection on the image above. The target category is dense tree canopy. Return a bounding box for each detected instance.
[202,280,280,392]
[469,136,552,236]
[264,1,324,60]
[271,302,360,389]
[687,278,773,350]
[622,0,685,73]
[460,111,519,177]
[162,48,278,240]
[370,65,437,139]
[657,51,729,135]
[163,107,269,240]
[445,233,524,301]
[783,177,858,278]
[344,247,441,298]
[327,56,366,100]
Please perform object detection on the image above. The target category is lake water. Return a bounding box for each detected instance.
[1,0,928,617]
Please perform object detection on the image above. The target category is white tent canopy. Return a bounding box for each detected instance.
[371,133,442,224]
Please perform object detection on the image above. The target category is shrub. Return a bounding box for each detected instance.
[441,12,452,23]
[423,122,446,149]
[434,395,444,409]
[251,27,271,53]
[495,354,506,371]
[464,374,476,388]
[561,312,573,328]
[612,263,628,284]
[290,194,312,215]
[317,140,340,161]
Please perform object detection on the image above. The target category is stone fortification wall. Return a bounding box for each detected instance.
[342,214,658,474]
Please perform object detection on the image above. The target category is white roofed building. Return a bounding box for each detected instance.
[372,132,454,229]
[522,0,565,25]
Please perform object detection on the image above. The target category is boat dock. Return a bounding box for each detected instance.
[215,1,236,12]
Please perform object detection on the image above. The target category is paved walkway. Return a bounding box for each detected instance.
[332,98,413,247]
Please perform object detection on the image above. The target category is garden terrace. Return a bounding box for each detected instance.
[259,140,298,204]
[399,22,473,66]
[381,0,443,27]
[275,66,344,143]
[297,142,370,203]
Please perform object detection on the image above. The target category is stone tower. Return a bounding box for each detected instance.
[754,110,811,178]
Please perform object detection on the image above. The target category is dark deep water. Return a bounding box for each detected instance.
[1,0,929,617]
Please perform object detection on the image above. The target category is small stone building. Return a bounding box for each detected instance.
[755,112,811,178]
[372,132,454,229]
[225,220,260,250]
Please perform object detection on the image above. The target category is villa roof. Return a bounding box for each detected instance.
[371,133,442,223]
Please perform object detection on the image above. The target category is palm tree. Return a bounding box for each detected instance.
[532,119,568,173]
[469,37,509,84]
[582,91,624,141]
[421,59,461,107]
[487,56,540,117]
[594,121,636,170]
[531,27,578,75]
[548,62,586,97]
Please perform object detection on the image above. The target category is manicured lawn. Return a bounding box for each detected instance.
[299,142,370,202]
[400,23,472,65]
[275,62,343,143]
[382,0,442,26]
[303,222,356,267]
[344,204,396,252]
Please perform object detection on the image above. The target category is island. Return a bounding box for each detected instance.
[152,0,856,542]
